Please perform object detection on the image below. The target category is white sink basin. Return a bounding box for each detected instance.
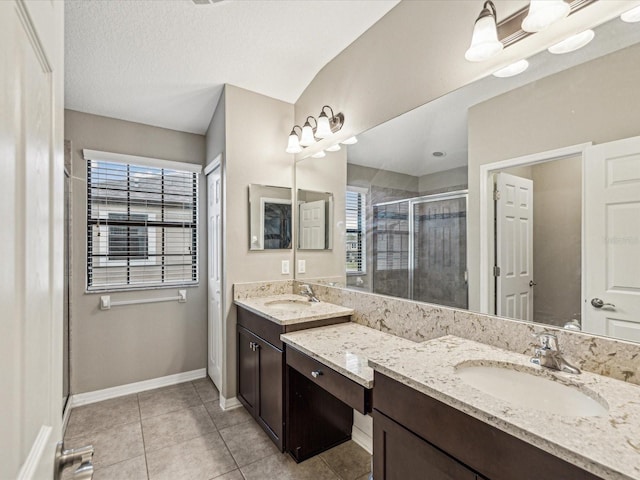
[456,364,608,417]
[264,300,312,311]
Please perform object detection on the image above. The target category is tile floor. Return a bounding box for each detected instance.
[63,378,371,480]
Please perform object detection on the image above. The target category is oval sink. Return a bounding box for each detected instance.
[456,364,608,417]
[265,300,313,311]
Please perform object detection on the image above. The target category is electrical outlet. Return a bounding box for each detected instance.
[281,260,290,275]
[298,259,306,274]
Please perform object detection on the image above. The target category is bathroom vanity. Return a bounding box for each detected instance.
[234,294,352,450]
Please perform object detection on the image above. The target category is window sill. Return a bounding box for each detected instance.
[85,283,199,294]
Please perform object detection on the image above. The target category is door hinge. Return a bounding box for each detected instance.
[493,190,501,201]
[493,265,501,277]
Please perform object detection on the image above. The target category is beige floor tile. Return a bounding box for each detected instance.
[64,421,144,470]
[93,455,148,480]
[212,470,244,480]
[193,377,220,403]
[354,473,372,480]
[138,382,201,419]
[241,453,340,480]
[204,401,252,430]
[218,420,279,467]
[142,404,216,452]
[65,394,140,438]
[320,441,371,480]
[146,431,237,480]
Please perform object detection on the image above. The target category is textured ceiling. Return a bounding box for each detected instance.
[65,0,399,134]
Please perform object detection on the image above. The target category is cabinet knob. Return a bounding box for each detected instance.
[311,370,322,379]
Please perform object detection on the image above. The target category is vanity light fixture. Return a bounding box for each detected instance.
[492,59,530,78]
[521,0,570,33]
[548,29,594,54]
[286,126,303,154]
[326,144,341,152]
[465,1,503,62]
[285,105,345,154]
[311,150,326,158]
[621,5,640,23]
[300,116,317,147]
[341,136,358,145]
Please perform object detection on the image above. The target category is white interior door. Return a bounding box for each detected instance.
[0,1,64,478]
[495,173,534,321]
[584,136,640,341]
[299,200,326,249]
[207,166,223,390]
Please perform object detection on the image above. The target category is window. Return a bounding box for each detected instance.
[346,188,366,274]
[87,158,198,290]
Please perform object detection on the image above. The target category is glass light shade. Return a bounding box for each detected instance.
[285,132,302,154]
[621,5,640,23]
[311,150,326,158]
[521,0,570,33]
[341,136,358,145]
[492,59,529,78]
[315,114,333,138]
[326,143,341,152]
[300,123,316,147]
[465,15,503,62]
[548,30,594,54]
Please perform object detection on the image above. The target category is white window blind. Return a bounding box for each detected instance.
[346,189,366,274]
[87,159,198,290]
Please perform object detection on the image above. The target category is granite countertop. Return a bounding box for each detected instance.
[368,335,640,480]
[281,323,419,388]
[234,294,354,325]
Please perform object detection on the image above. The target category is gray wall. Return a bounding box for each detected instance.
[467,43,640,312]
[418,166,468,195]
[206,85,295,400]
[65,110,207,393]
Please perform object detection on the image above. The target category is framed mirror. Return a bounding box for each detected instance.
[294,15,640,344]
[296,189,333,250]
[248,184,292,250]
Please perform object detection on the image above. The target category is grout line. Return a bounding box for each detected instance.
[318,454,345,480]
[137,394,151,480]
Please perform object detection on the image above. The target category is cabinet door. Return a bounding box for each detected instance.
[237,327,258,415]
[374,410,477,480]
[256,339,283,449]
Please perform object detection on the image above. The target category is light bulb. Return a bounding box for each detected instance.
[300,121,316,147]
[621,5,640,23]
[285,130,302,154]
[315,112,333,138]
[341,136,358,145]
[492,59,529,78]
[465,2,503,62]
[548,30,594,54]
[522,0,570,33]
[326,144,341,152]
[312,150,326,158]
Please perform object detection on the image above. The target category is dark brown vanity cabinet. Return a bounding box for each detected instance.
[373,372,601,480]
[236,306,350,452]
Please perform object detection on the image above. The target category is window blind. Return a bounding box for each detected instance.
[87,159,198,290]
[346,190,366,274]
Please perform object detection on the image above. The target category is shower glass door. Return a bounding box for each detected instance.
[372,201,410,299]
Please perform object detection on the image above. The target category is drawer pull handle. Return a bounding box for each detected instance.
[311,370,322,378]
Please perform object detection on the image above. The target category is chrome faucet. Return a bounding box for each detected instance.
[299,284,320,302]
[530,332,581,374]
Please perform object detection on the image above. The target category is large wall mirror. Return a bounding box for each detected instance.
[249,184,292,250]
[294,14,640,345]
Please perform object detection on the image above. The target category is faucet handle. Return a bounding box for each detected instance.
[532,332,559,351]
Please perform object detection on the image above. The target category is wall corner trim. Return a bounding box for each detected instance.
[70,368,207,408]
[219,395,242,411]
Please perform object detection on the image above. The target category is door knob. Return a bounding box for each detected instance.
[591,298,615,309]
[54,441,94,480]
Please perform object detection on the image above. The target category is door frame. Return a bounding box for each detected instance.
[478,143,591,318]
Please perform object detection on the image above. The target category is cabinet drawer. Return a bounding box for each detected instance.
[286,346,371,414]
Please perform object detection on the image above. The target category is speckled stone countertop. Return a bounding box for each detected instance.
[368,335,640,480]
[234,294,354,325]
[281,323,419,388]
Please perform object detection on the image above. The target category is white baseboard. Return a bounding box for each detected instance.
[220,395,242,411]
[352,424,373,454]
[17,425,52,480]
[70,368,206,408]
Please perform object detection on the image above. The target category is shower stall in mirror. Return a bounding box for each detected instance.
[372,190,468,309]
